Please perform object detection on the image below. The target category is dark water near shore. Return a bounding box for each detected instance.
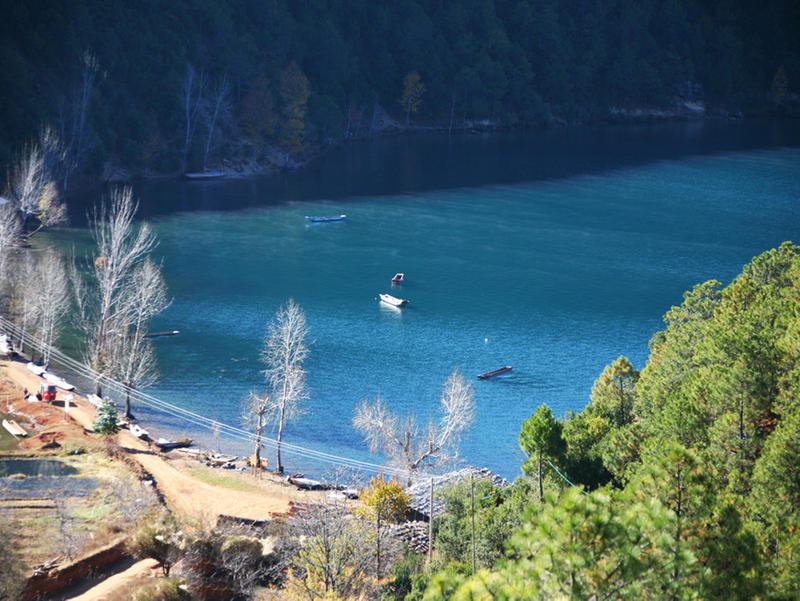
[59,121,800,480]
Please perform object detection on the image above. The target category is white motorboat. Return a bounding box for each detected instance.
[26,362,45,376]
[379,293,409,307]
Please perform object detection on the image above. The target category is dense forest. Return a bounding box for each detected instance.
[1,0,798,181]
[387,242,800,600]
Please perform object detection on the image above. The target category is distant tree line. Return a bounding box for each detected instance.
[0,0,798,180]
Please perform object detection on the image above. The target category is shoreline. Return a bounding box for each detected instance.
[92,110,798,188]
[0,355,355,523]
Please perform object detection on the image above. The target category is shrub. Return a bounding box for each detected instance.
[134,579,190,601]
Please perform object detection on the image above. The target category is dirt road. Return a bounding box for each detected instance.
[2,358,315,523]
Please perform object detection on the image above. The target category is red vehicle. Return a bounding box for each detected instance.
[39,383,57,402]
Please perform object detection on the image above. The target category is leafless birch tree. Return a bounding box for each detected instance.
[8,253,38,355]
[181,64,206,173]
[0,201,21,301]
[245,299,310,474]
[62,50,100,191]
[32,249,70,369]
[4,140,66,236]
[73,186,158,395]
[108,257,169,417]
[353,368,477,485]
[202,74,231,170]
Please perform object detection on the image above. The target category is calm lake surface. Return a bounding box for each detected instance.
[63,120,800,480]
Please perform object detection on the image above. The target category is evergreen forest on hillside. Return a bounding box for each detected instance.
[398,243,800,600]
[1,0,798,180]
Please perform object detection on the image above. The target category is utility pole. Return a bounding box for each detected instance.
[471,470,476,575]
[427,476,434,565]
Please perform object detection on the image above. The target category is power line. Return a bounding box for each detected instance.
[0,316,413,478]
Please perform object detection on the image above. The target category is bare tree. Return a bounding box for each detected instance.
[8,253,38,355]
[287,502,376,600]
[108,257,169,417]
[32,249,70,369]
[63,50,100,191]
[4,141,66,236]
[202,74,231,170]
[246,299,310,474]
[353,369,477,485]
[73,186,158,394]
[0,201,22,303]
[243,390,270,477]
[181,64,206,173]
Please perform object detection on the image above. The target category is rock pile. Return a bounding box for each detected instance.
[391,520,430,554]
[407,466,510,520]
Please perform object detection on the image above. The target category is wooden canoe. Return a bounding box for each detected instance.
[477,366,513,379]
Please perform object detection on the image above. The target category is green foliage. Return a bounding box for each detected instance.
[278,62,311,157]
[1,1,797,174]
[133,579,190,601]
[382,547,425,601]
[92,398,119,435]
[520,404,565,501]
[425,242,800,600]
[400,71,426,124]
[427,487,697,601]
[435,477,533,568]
[130,513,180,576]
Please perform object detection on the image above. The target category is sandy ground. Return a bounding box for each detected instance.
[1,357,333,523]
[64,559,160,601]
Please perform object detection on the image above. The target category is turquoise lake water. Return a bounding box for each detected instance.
[60,122,800,480]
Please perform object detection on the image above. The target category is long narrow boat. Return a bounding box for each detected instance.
[477,366,513,379]
[183,171,226,180]
[43,372,75,391]
[155,438,192,451]
[305,214,346,223]
[379,293,409,307]
[2,419,27,437]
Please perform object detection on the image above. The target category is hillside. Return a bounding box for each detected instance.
[0,0,798,181]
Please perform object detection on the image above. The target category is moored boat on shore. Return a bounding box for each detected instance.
[2,418,27,437]
[43,372,75,391]
[27,362,45,376]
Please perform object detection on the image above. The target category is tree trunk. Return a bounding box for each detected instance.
[276,404,286,474]
[427,477,434,565]
[376,514,382,576]
[538,449,543,502]
[125,389,132,419]
[254,410,264,476]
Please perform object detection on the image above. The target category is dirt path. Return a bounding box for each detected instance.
[64,558,159,601]
[1,358,317,523]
